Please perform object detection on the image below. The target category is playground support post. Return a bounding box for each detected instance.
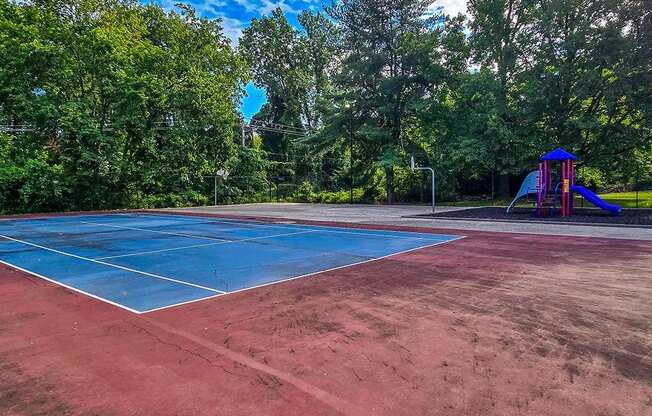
[537,160,551,216]
[571,160,575,211]
[561,160,568,216]
[561,160,565,216]
[537,162,543,214]
[559,159,575,217]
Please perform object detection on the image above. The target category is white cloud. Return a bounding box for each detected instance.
[219,0,308,44]
[259,0,299,15]
[144,1,246,44]
[232,0,258,12]
[192,0,228,15]
[430,0,468,17]
[220,15,247,44]
[230,0,301,15]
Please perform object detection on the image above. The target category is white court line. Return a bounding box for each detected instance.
[95,241,226,259]
[0,234,226,295]
[78,220,232,242]
[95,230,319,260]
[0,213,466,314]
[135,212,453,241]
[0,258,142,314]
[141,236,467,314]
[7,211,451,242]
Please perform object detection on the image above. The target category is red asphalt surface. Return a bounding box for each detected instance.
[1,213,651,416]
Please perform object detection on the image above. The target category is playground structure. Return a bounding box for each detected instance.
[507,148,621,216]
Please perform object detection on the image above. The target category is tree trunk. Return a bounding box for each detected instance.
[497,173,510,198]
[385,166,395,204]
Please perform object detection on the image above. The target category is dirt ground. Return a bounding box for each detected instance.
[421,207,652,226]
[0,218,651,416]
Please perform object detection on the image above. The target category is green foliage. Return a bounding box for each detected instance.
[0,0,249,213]
[240,0,649,204]
[325,0,450,202]
[215,146,270,204]
[287,181,369,204]
[239,8,338,155]
[0,164,23,214]
[576,167,607,189]
[1,0,650,213]
[18,159,67,212]
[136,190,211,209]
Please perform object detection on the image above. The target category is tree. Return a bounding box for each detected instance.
[240,8,342,191]
[297,11,340,130]
[525,0,651,180]
[240,9,338,150]
[468,0,539,195]
[327,0,441,203]
[239,8,306,154]
[0,0,248,212]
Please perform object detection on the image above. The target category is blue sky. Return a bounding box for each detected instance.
[145,0,467,120]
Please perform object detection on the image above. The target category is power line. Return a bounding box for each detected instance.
[0,121,188,133]
[1,119,314,139]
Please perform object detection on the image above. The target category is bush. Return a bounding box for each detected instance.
[0,164,24,214]
[577,166,606,190]
[295,181,316,202]
[137,191,210,209]
[18,159,69,213]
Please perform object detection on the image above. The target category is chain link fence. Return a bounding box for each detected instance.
[204,165,652,211]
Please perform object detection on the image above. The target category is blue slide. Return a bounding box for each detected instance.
[571,185,622,215]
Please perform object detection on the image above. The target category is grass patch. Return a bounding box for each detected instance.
[440,191,652,209]
[597,190,652,209]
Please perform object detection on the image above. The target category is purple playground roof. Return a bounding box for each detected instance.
[540,147,577,161]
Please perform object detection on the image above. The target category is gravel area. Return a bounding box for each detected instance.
[415,207,652,227]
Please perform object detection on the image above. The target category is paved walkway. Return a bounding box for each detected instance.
[164,203,652,241]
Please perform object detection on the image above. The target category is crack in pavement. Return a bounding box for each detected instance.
[126,321,252,380]
[135,315,366,416]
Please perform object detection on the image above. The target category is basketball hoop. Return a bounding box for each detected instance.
[216,169,230,180]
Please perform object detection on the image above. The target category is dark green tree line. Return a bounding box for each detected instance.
[382,0,648,199]
[0,0,250,213]
[242,1,650,203]
[1,0,650,213]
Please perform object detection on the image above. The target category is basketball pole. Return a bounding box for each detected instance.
[411,156,436,214]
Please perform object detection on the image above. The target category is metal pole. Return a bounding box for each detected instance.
[430,167,435,214]
[491,170,495,206]
[349,117,353,204]
[214,175,217,206]
[411,158,436,215]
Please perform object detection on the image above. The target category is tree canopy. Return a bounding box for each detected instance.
[241,0,650,202]
[0,0,249,212]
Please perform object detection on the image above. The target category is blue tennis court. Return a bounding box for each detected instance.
[0,213,461,313]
